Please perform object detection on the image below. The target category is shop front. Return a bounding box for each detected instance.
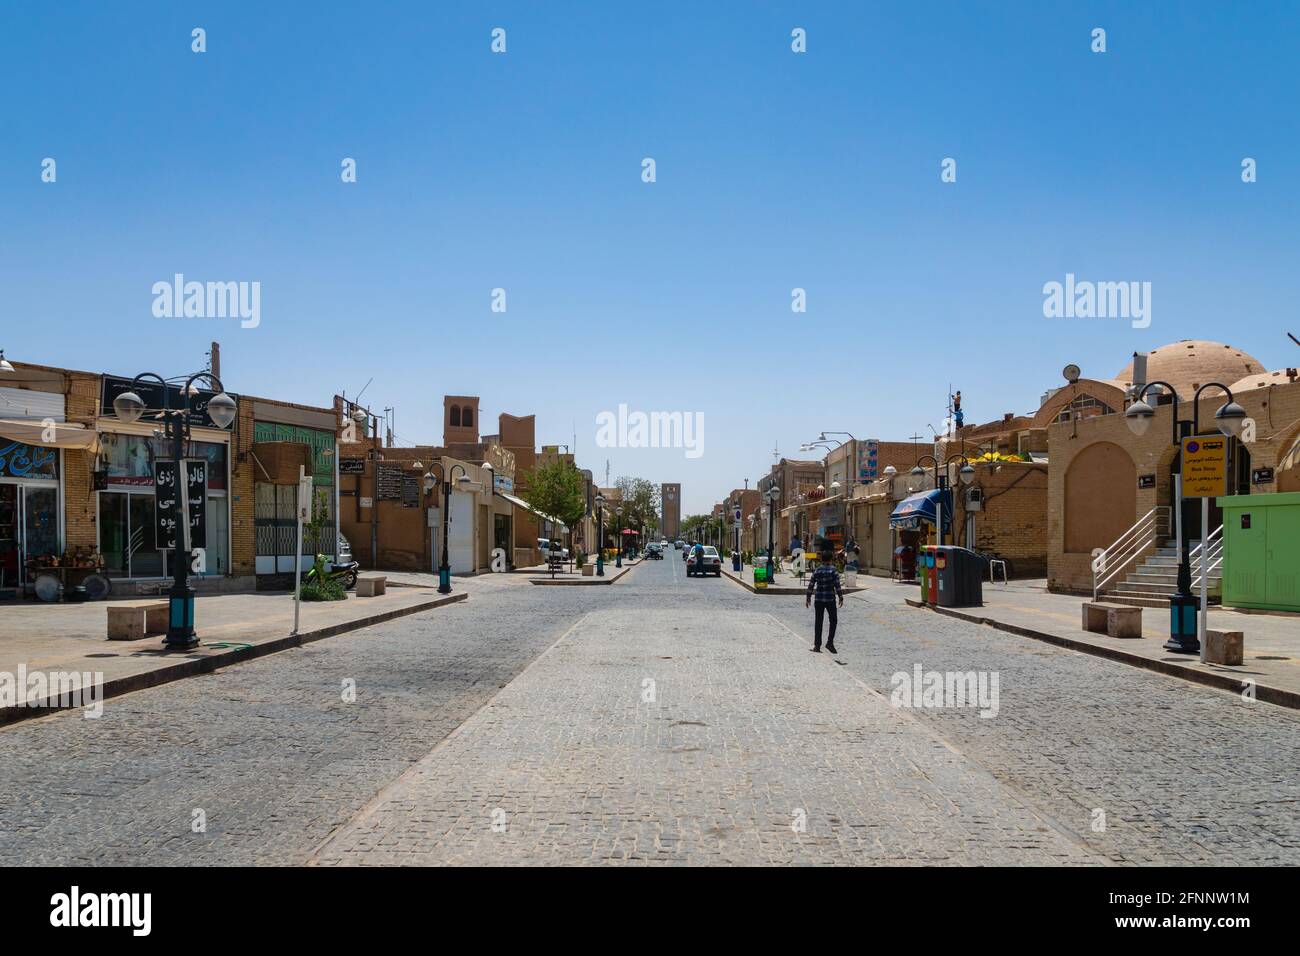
[1,379,101,597]
[0,441,62,595]
[94,430,231,583]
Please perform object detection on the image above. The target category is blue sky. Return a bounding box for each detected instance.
[3,1,1298,514]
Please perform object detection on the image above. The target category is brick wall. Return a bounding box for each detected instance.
[1047,379,1300,592]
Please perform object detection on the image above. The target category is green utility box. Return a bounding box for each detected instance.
[1219,493,1300,612]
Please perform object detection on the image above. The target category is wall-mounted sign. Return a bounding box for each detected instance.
[339,457,366,475]
[1252,467,1275,485]
[1181,436,1228,498]
[0,441,59,480]
[856,439,880,482]
[102,375,233,430]
[154,459,207,550]
[359,496,374,509]
[376,464,405,500]
[493,473,514,493]
[1138,474,1156,489]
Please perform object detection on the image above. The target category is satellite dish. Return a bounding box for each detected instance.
[1062,364,1081,384]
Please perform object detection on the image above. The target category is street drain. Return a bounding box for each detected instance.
[1256,656,1290,660]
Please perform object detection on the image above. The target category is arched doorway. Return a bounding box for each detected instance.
[1065,442,1137,553]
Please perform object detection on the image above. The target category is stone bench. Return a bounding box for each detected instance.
[1082,601,1143,639]
[356,575,387,597]
[107,602,168,641]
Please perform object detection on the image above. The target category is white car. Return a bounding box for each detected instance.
[686,545,722,577]
[537,538,570,562]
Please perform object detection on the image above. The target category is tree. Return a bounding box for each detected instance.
[614,476,661,536]
[523,459,588,558]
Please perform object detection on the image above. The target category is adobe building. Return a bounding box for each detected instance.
[1048,340,1300,596]
[1,359,339,598]
[334,394,522,572]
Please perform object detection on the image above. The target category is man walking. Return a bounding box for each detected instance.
[805,547,844,653]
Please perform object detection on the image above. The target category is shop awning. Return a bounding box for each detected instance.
[0,418,100,451]
[495,491,568,530]
[889,489,952,531]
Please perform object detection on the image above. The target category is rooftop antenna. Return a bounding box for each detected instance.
[772,441,780,463]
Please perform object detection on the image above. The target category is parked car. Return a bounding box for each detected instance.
[686,545,722,577]
[537,538,570,563]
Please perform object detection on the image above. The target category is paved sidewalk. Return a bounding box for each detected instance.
[844,575,1300,706]
[312,607,1100,865]
[0,585,470,716]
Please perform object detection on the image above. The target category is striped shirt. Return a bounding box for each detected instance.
[806,565,843,603]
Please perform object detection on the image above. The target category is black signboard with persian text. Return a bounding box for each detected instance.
[102,375,235,430]
[376,464,405,500]
[339,457,366,475]
[154,460,207,550]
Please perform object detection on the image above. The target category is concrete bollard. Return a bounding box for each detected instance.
[1204,630,1244,666]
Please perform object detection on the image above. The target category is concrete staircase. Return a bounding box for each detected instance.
[1101,540,1222,609]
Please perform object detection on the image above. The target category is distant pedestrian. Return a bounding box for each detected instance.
[805,547,844,654]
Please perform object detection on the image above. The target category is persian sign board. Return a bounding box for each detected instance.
[856,439,880,482]
[154,459,207,550]
[339,457,366,475]
[401,472,420,508]
[1181,436,1228,499]
[376,464,405,500]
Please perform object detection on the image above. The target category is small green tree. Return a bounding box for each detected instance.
[523,459,588,559]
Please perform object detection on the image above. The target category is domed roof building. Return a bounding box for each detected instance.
[1228,368,1300,394]
[1115,340,1264,399]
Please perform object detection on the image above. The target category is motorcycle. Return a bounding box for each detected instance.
[304,555,359,590]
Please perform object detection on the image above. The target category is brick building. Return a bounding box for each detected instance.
[1,359,337,598]
[1047,341,1300,594]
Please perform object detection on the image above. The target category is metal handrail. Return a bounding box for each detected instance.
[1092,506,1170,600]
[1191,524,1224,590]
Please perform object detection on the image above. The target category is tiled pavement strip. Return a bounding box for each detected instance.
[311,606,1100,865]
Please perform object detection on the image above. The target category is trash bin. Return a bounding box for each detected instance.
[932,545,984,608]
[919,546,938,604]
[753,565,768,589]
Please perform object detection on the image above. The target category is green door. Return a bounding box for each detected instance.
[1266,503,1300,608]
[1222,502,1267,607]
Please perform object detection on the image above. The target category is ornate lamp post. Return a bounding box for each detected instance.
[425,462,475,593]
[594,492,605,576]
[910,454,974,546]
[112,372,237,649]
[1125,380,1245,653]
[764,484,780,578]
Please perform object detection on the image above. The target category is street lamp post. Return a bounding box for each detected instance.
[1125,380,1245,653]
[910,454,975,546]
[594,493,605,576]
[425,461,474,593]
[112,372,237,649]
[615,506,624,568]
[764,485,781,580]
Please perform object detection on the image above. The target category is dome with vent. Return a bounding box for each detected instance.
[1115,341,1264,399]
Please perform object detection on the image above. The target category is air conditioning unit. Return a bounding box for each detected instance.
[964,487,983,512]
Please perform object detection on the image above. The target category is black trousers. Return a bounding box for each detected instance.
[813,601,837,647]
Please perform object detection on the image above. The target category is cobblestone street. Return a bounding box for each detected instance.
[2,557,1296,866]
